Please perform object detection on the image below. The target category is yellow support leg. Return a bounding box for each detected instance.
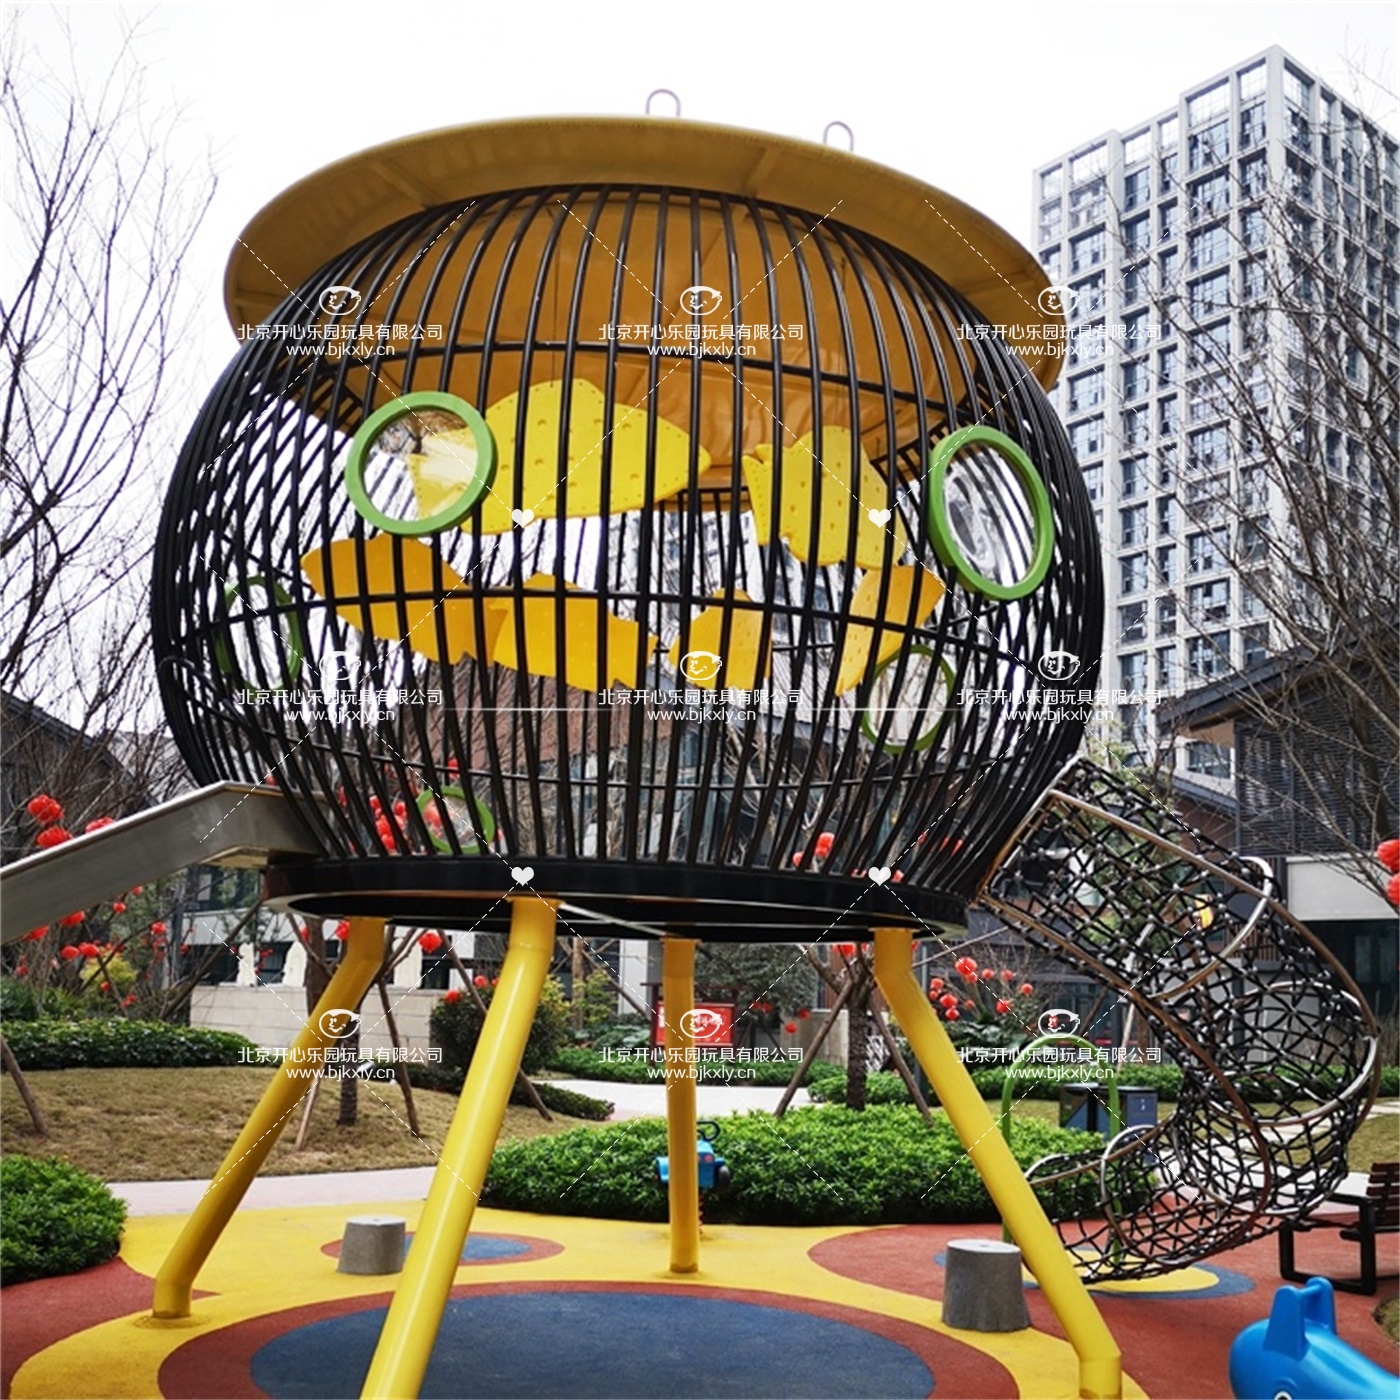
[872,929,1122,1400]
[361,897,556,1400]
[152,916,385,1318]
[662,937,701,1274]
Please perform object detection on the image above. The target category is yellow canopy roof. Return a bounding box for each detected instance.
[225,116,1063,391]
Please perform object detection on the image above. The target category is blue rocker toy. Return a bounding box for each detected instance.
[1230,1277,1396,1399]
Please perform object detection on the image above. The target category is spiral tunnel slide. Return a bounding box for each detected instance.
[979,760,1379,1283]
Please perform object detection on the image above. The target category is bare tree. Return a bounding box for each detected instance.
[0,13,215,810]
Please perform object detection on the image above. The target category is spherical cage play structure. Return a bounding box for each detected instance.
[153,118,1100,936]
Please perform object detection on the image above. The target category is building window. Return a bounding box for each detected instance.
[1188,372,1230,424]
[1160,149,1179,195]
[1240,153,1267,198]
[1119,602,1147,643]
[1288,153,1315,202]
[1160,203,1179,241]
[1160,114,1179,149]
[1072,272,1106,316]
[1187,80,1229,126]
[1157,495,1178,535]
[1188,118,1230,173]
[1189,172,1231,218]
[1069,144,1107,183]
[1186,633,1231,681]
[1187,424,1227,471]
[1188,270,1230,316]
[1082,462,1103,502]
[1158,344,1178,387]
[1287,106,1312,153]
[1039,201,1063,244]
[1121,455,1147,497]
[1157,594,1178,634]
[1187,529,1226,574]
[1241,206,1266,250]
[1124,309,1152,347]
[1159,245,1180,291]
[1238,61,1266,101]
[1067,369,1104,413]
[1121,553,1148,594]
[1185,739,1232,777]
[1159,397,1180,435]
[1240,101,1266,150]
[1157,442,1178,487]
[1188,577,1231,621]
[1123,214,1150,256]
[1242,623,1270,666]
[1069,178,1106,229]
[1122,406,1150,447]
[1156,543,1178,586]
[1187,320,1230,369]
[1070,229,1105,273]
[1239,517,1270,562]
[1041,167,1063,201]
[1240,257,1266,302]
[1123,129,1151,167]
[1124,167,1151,211]
[1069,417,1104,458]
[1041,246,1062,281]
[1120,652,1147,690]
[1283,65,1311,110]
[1068,323,1105,367]
[1156,643,1178,687]
[1189,221,1230,270]
[1120,504,1147,547]
[1122,359,1148,401]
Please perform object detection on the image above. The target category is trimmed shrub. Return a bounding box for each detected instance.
[485,1104,1103,1226]
[1,1156,126,1285]
[3,1019,255,1071]
[431,978,569,1075]
[1380,1065,1399,1097]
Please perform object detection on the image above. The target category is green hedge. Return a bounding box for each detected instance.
[431,980,569,1076]
[1,1156,126,1285]
[546,1046,802,1087]
[2,1019,256,1071]
[485,1105,1103,1226]
[405,1062,613,1121]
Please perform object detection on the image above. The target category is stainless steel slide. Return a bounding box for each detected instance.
[1,785,324,943]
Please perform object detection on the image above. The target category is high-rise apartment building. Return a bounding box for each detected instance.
[1032,46,1398,792]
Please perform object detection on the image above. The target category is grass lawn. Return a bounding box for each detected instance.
[0,1067,594,1182]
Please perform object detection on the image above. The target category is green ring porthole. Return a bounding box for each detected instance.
[926,426,1055,601]
[214,577,305,689]
[416,786,497,854]
[345,391,497,536]
[860,646,958,755]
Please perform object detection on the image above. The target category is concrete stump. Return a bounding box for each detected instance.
[941,1239,1031,1331]
[338,1215,406,1275]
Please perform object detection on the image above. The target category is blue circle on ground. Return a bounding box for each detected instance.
[404,1233,531,1264]
[251,1292,935,1398]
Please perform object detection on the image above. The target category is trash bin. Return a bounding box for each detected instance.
[1119,1086,1159,1129]
[1060,1082,1113,1134]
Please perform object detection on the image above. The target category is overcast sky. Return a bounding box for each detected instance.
[17,0,1397,390]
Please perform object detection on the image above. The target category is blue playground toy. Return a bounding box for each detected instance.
[654,1119,731,1194]
[1229,1277,1396,1400]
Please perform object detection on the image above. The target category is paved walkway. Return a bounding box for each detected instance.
[551,1078,811,1121]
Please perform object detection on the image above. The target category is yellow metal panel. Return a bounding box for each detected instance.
[667,591,769,691]
[834,566,946,694]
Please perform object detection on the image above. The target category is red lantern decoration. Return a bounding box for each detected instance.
[26,794,62,825]
[1001,969,1015,982]
[297,925,312,942]
[150,921,168,936]
[473,974,488,987]
[1387,873,1400,908]
[112,901,127,914]
[85,817,115,832]
[23,926,47,941]
[58,911,85,927]
[814,831,834,859]
[122,994,137,1008]
[797,1007,810,1019]
[35,826,72,849]
[1019,982,1034,996]
[790,850,804,867]
[944,1008,960,1021]
[930,977,944,991]
[14,962,27,976]
[99,981,111,993]
[418,931,444,954]
[59,945,80,961]
[939,993,958,1009]
[995,999,1012,1015]
[784,1021,798,1034]
[1377,838,1400,874]
[130,886,143,895]
[333,920,351,940]
[964,998,975,1009]
[77,942,99,958]
[836,942,856,957]
[981,969,995,980]
[444,988,463,1004]
[179,942,190,954]
[954,955,978,980]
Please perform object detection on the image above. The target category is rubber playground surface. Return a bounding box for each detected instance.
[4,1189,1397,1400]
